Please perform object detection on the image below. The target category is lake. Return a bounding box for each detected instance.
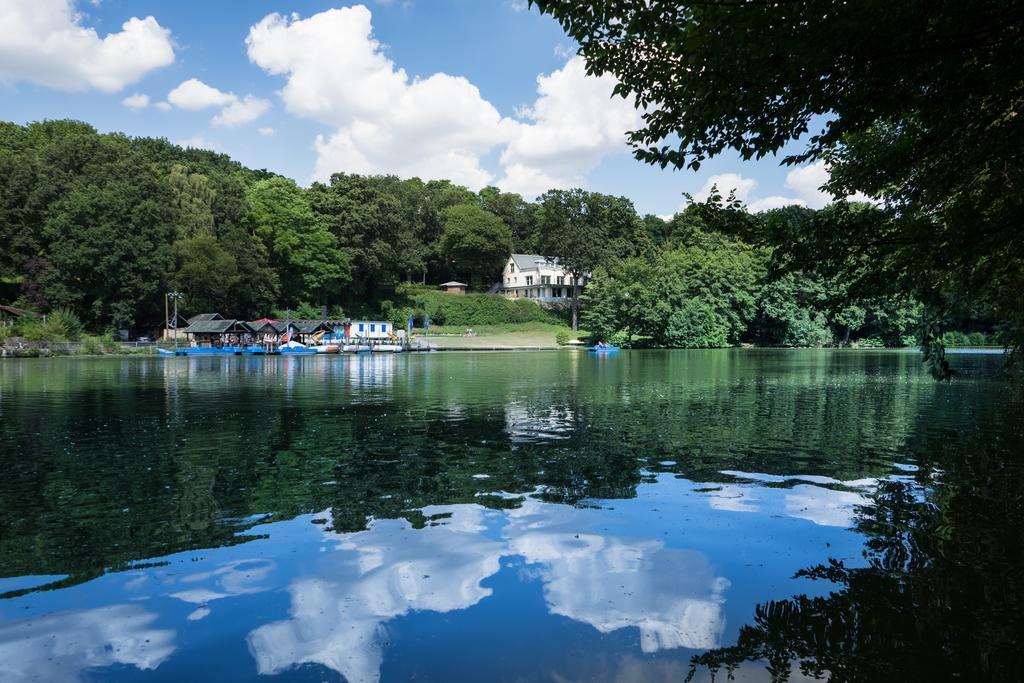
[1,350,1021,682]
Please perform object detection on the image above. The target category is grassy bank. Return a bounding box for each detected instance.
[413,323,583,348]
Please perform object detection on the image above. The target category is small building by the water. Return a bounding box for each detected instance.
[439,281,467,295]
[182,317,254,347]
[351,320,394,340]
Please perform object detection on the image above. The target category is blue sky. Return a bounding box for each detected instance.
[0,0,834,216]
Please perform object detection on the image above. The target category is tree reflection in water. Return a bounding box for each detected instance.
[688,431,1024,682]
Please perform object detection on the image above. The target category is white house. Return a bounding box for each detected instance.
[350,320,394,339]
[501,254,587,302]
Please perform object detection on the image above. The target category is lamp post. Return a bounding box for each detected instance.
[167,291,183,346]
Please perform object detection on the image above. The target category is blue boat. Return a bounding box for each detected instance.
[587,345,620,353]
[278,342,317,355]
[156,348,176,356]
[241,345,267,355]
[174,346,244,356]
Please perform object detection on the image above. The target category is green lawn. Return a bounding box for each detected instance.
[410,323,585,348]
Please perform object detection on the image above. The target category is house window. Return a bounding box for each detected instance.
[557,276,564,285]
[358,323,364,332]
[370,324,376,332]
[525,275,533,286]
[541,275,551,285]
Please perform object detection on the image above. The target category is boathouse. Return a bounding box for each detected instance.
[183,317,254,347]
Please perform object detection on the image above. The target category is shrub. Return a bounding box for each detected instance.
[663,300,730,348]
[81,336,104,355]
[609,331,632,348]
[49,308,84,340]
[858,336,885,348]
[556,330,572,346]
[17,308,84,342]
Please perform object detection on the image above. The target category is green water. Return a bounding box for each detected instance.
[0,350,1021,682]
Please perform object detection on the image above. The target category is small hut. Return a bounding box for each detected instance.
[0,304,37,328]
[183,318,254,347]
[439,281,467,295]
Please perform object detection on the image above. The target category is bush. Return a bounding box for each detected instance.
[858,336,885,348]
[16,307,84,341]
[663,300,730,348]
[609,331,632,348]
[399,287,562,327]
[81,336,104,355]
[556,330,572,346]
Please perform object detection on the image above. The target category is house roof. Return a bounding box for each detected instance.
[439,281,467,287]
[0,304,37,318]
[295,320,334,334]
[510,253,559,271]
[247,320,279,333]
[187,312,223,324]
[272,320,336,334]
[184,319,253,335]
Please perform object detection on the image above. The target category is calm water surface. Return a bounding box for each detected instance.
[1,350,1022,682]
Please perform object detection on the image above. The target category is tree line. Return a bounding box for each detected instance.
[0,119,1005,349]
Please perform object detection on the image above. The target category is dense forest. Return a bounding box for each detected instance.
[0,120,1002,349]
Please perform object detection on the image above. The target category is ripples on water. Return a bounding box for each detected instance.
[0,350,1021,682]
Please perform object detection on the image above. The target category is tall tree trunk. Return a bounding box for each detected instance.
[570,274,579,331]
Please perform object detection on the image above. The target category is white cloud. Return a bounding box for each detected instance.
[248,505,506,683]
[783,161,832,209]
[505,500,730,652]
[553,43,576,60]
[248,5,513,189]
[687,163,874,213]
[167,78,271,128]
[167,78,235,110]
[212,95,271,127]
[246,6,638,194]
[121,92,150,110]
[155,100,171,111]
[693,172,759,203]
[176,135,219,152]
[0,0,174,92]
[0,604,175,683]
[748,195,807,212]
[497,55,641,196]
[783,160,874,208]
[257,127,274,136]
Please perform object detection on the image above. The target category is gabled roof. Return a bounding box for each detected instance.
[295,320,334,334]
[0,304,37,318]
[273,320,336,334]
[510,253,559,271]
[187,312,223,324]
[184,319,253,335]
[247,320,279,334]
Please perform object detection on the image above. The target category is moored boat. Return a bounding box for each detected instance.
[313,344,340,354]
[587,344,620,353]
[278,341,317,354]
